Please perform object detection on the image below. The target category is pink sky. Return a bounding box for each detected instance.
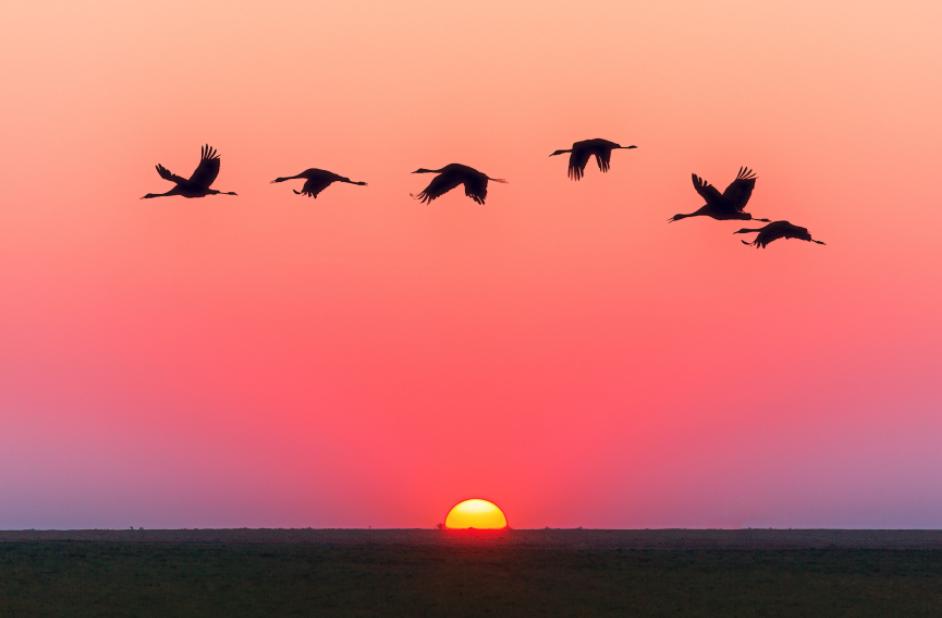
[1,1,941,528]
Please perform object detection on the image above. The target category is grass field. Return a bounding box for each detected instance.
[2,530,941,616]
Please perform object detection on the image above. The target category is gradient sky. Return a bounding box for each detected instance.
[1,0,941,529]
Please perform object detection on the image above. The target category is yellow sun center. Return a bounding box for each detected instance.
[444,499,508,530]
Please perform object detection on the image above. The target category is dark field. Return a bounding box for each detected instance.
[2,530,941,616]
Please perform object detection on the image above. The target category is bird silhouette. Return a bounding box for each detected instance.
[734,220,826,248]
[272,168,367,198]
[411,164,506,205]
[142,145,237,199]
[549,139,637,180]
[669,167,769,222]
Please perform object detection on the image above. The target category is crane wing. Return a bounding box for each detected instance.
[568,147,592,180]
[187,144,221,189]
[752,228,780,248]
[415,171,463,203]
[722,167,757,211]
[298,176,333,198]
[463,174,489,204]
[594,146,612,173]
[781,223,812,241]
[156,164,187,185]
[751,222,808,247]
[691,174,723,203]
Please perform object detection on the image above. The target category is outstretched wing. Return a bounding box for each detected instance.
[691,173,723,203]
[463,174,489,204]
[298,176,334,198]
[415,171,463,204]
[594,146,612,173]
[187,144,221,189]
[781,222,812,241]
[752,228,779,248]
[753,222,814,248]
[156,164,186,185]
[722,166,756,211]
[568,146,592,180]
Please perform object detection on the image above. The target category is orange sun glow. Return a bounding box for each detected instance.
[444,499,508,530]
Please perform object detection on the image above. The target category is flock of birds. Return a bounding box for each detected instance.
[143,139,826,249]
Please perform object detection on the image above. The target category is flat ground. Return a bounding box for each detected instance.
[2,530,941,616]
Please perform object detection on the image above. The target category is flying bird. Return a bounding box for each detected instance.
[411,164,506,205]
[669,167,769,222]
[734,220,826,248]
[142,145,237,199]
[272,169,367,198]
[549,138,637,180]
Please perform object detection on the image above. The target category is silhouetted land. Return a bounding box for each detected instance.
[2,529,941,616]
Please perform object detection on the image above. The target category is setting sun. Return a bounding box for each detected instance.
[444,499,508,530]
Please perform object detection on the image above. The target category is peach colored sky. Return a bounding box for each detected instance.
[1,1,941,528]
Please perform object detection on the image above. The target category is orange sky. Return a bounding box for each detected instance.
[1,1,941,528]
